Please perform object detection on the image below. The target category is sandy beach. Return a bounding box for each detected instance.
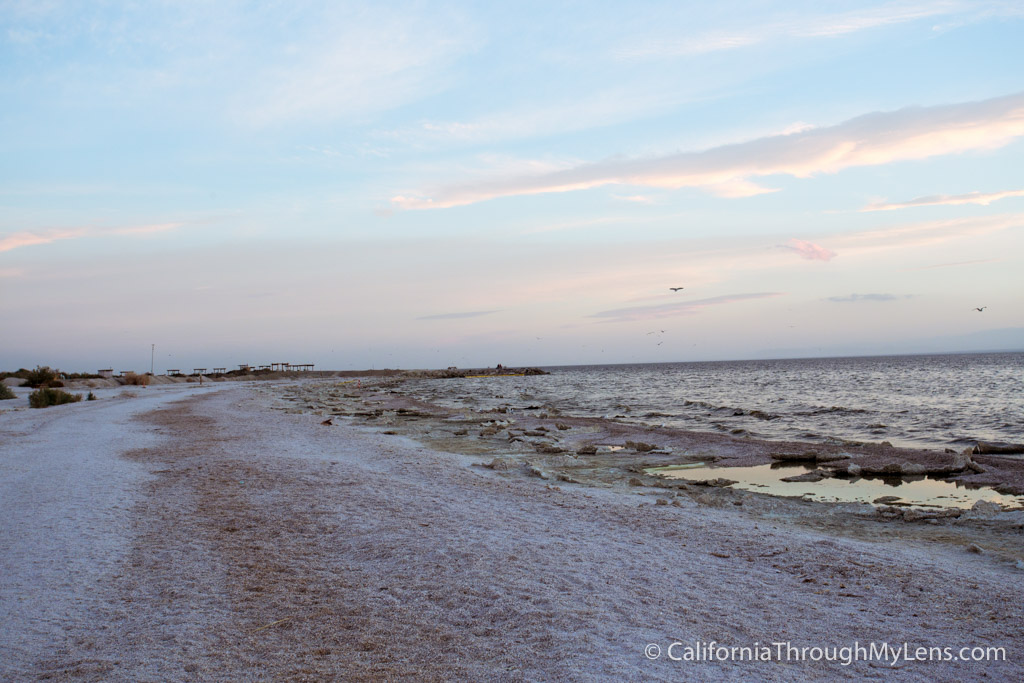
[1,380,1022,681]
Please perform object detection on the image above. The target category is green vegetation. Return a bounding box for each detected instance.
[0,383,16,400]
[29,387,83,408]
[24,366,59,388]
[87,391,97,401]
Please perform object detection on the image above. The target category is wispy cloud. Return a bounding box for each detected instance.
[783,238,836,261]
[0,223,183,254]
[237,7,476,127]
[393,91,1024,210]
[384,87,680,148]
[615,2,971,60]
[591,292,783,323]
[912,258,998,270]
[833,213,1022,256]
[418,310,499,320]
[0,229,85,253]
[826,293,909,303]
[862,189,1024,211]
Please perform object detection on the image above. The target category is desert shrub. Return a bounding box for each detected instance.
[47,379,65,388]
[87,391,97,401]
[63,372,102,380]
[0,383,15,400]
[25,366,59,388]
[120,372,152,386]
[29,387,82,408]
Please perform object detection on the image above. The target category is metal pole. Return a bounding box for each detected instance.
[151,344,155,375]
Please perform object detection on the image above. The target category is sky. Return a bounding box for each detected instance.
[2,0,1023,372]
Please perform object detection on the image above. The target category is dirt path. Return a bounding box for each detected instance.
[17,387,1024,681]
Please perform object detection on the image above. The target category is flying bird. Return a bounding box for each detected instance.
[669,287,684,292]
[974,306,987,312]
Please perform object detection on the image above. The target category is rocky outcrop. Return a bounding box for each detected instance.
[780,469,832,482]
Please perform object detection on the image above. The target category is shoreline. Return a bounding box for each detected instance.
[2,381,1022,679]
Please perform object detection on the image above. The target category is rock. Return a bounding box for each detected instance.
[671,499,684,507]
[486,457,515,471]
[901,507,962,522]
[966,544,984,554]
[974,441,1024,455]
[970,499,1002,517]
[556,423,571,430]
[771,451,849,463]
[528,466,551,480]
[873,495,902,505]
[454,428,470,436]
[847,464,862,476]
[628,477,646,487]
[771,452,818,462]
[534,443,567,454]
[320,418,333,425]
[655,498,670,506]
[691,478,737,488]
[576,445,598,455]
[625,441,659,452]
[780,469,831,482]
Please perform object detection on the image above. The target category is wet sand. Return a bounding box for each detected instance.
[2,380,1022,680]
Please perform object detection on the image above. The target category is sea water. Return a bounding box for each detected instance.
[400,352,1023,451]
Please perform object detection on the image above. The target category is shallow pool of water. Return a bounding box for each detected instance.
[650,462,1024,509]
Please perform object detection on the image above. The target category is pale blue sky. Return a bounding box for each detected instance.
[2,1,1023,371]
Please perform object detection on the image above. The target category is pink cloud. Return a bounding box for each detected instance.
[393,91,1024,210]
[0,223,182,254]
[784,238,836,261]
[0,229,84,253]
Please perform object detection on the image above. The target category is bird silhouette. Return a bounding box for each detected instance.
[974,307,987,312]
[669,287,684,292]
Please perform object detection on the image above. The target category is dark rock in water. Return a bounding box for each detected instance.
[873,495,902,505]
[780,469,831,482]
[974,441,1024,455]
[771,451,849,463]
[625,440,659,452]
[691,478,737,488]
